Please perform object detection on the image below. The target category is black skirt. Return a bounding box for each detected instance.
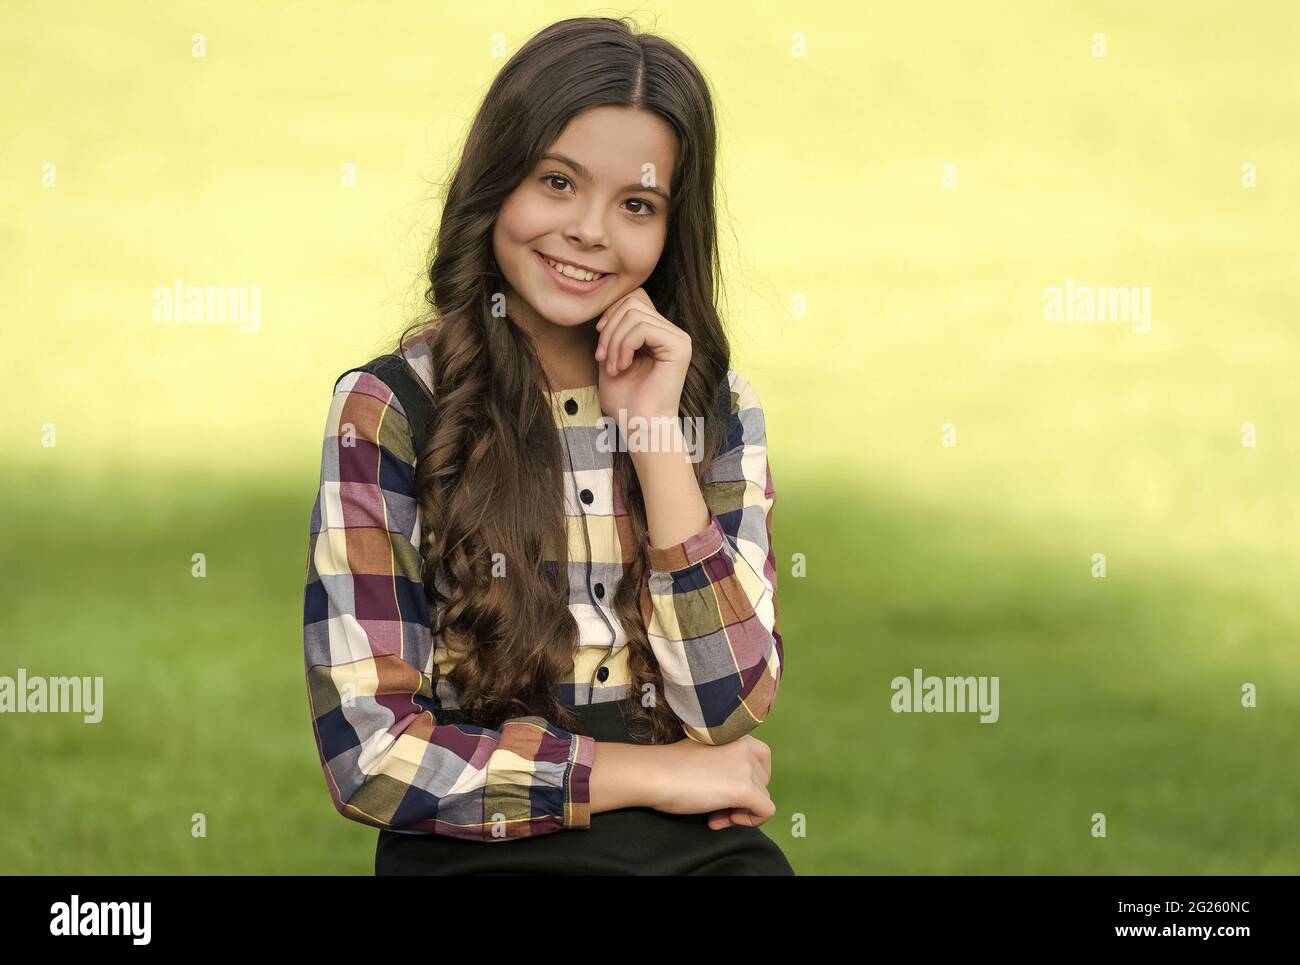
[375,697,795,875]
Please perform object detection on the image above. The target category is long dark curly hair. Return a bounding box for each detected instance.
[391,15,733,745]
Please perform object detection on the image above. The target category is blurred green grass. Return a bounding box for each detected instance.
[1,462,1294,874]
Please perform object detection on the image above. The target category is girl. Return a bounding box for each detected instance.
[303,15,792,875]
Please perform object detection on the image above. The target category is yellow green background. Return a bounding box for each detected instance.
[3,1,1296,873]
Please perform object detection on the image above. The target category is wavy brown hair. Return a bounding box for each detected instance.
[391,15,733,745]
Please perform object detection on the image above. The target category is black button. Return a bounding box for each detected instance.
[564,398,578,415]
[594,582,605,599]
[596,666,609,682]
[580,488,593,504]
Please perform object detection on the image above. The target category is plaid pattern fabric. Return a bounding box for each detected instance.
[303,339,782,841]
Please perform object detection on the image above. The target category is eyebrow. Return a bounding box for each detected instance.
[539,152,672,204]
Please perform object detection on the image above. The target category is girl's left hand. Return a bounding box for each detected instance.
[594,287,691,425]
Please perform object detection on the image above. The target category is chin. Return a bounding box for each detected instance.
[531,299,590,327]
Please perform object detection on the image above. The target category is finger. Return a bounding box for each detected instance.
[706,809,733,830]
[596,287,652,328]
[740,790,774,828]
[596,293,671,358]
[607,313,681,374]
[750,797,777,827]
[728,808,756,827]
[614,324,651,375]
[595,299,637,363]
[604,312,653,375]
[594,287,648,332]
[594,294,627,331]
[710,807,765,830]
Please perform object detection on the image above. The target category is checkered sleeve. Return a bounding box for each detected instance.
[639,371,784,745]
[303,370,595,841]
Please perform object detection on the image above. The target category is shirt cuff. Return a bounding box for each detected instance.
[645,512,727,574]
[564,732,597,830]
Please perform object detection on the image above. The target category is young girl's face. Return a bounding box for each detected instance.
[492,106,677,333]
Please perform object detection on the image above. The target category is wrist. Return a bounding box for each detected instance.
[628,425,699,476]
[589,741,670,813]
[638,742,671,810]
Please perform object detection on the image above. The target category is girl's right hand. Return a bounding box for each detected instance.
[650,733,776,827]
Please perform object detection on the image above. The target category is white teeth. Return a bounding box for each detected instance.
[544,255,603,282]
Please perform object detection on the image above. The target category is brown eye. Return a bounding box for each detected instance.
[542,174,572,192]
[625,198,657,217]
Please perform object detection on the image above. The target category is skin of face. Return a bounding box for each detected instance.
[491,105,678,385]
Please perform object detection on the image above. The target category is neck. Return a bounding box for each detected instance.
[507,290,600,391]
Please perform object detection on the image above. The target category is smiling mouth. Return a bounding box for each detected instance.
[535,250,613,292]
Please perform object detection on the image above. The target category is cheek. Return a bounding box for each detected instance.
[496,190,554,247]
[615,229,666,280]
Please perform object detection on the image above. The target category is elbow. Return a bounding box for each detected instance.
[306,666,451,836]
[679,644,781,745]
[318,755,410,833]
[333,785,395,831]
[327,765,465,838]
[310,714,434,836]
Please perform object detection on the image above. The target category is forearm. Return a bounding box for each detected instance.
[631,419,710,549]
[633,374,784,746]
[588,741,666,814]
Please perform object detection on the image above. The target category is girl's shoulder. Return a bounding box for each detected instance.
[398,336,436,397]
[720,367,767,420]
[327,341,437,456]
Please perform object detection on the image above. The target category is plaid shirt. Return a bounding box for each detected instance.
[303,340,783,842]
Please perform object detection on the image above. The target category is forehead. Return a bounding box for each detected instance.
[546,106,677,189]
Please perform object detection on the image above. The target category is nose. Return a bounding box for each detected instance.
[565,199,608,249]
